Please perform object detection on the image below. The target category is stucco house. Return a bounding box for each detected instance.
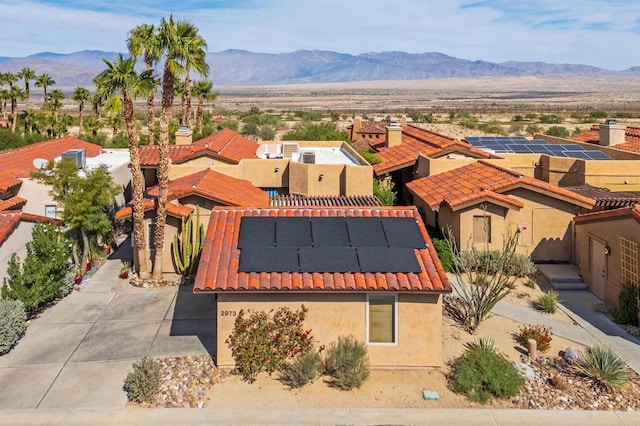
[193,206,451,369]
[407,161,596,262]
[574,205,640,311]
[116,168,270,274]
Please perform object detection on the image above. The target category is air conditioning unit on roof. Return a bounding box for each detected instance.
[61,149,86,168]
[301,151,316,164]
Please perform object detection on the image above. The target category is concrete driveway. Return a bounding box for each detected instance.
[0,247,216,410]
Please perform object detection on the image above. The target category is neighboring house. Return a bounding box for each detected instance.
[0,137,131,217]
[572,122,640,154]
[0,212,61,285]
[115,168,270,274]
[566,184,640,211]
[407,161,595,262]
[269,194,382,207]
[194,206,451,369]
[347,116,388,146]
[574,205,640,311]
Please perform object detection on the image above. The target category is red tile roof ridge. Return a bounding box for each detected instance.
[476,160,524,179]
[405,124,457,141]
[574,204,640,224]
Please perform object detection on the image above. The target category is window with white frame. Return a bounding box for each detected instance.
[620,237,638,286]
[367,294,397,345]
[44,204,57,219]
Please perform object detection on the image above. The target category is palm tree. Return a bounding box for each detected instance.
[8,85,25,132]
[72,86,90,134]
[192,80,217,134]
[94,54,154,279]
[48,89,64,117]
[153,15,208,279]
[35,73,55,104]
[127,24,161,145]
[22,108,36,133]
[181,34,209,127]
[18,67,36,109]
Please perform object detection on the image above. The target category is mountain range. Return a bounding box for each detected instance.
[0,49,638,87]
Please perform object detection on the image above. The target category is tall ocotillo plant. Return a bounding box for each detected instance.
[172,207,204,275]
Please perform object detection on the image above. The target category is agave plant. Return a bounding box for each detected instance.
[574,344,631,392]
[464,335,497,353]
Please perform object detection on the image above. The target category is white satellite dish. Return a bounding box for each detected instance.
[33,158,48,169]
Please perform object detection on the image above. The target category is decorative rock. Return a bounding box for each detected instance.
[514,362,536,380]
[563,347,582,364]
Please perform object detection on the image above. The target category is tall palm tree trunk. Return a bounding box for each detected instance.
[146,91,155,145]
[78,105,84,134]
[25,83,30,109]
[184,72,192,127]
[123,91,151,279]
[196,99,204,134]
[152,65,174,279]
[11,98,17,132]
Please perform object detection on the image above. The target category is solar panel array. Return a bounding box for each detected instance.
[465,136,612,160]
[237,217,426,273]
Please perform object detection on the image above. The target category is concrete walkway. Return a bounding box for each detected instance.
[0,242,216,410]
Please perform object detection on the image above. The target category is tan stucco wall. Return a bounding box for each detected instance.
[134,211,181,275]
[457,204,507,251]
[575,217,640,308]
[215,292,443,369]
[18,179,56,217]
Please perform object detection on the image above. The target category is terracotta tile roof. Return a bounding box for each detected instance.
[373,125,490,175]
[138,129,259,167]
[114,199,194,220]
[0,212,62,246]
[0,137,102,178]
[356,122,387,135]
[407,161,596,211]
[0,196,27,211]
[571,125,640,154]
[193,207,451,293]
[146,169,269,208]
[574,204,640,225]
[566,184,640,208]
[269,195,382,207]
[0,169,23,193]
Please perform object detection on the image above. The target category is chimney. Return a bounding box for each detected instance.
[401,114,407,127]
[386,122,403,147]
[599,119,625,146]
[175,126,193,145]
[353,115,362,136]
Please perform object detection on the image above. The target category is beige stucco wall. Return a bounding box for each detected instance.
[18,179,56,217]
[575,217,640,308]
[134,211,181,275]
[215,292,444,369]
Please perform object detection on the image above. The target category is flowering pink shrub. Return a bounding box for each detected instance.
[225,305,314,383]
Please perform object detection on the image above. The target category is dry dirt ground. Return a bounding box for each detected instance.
[203,278,583,409]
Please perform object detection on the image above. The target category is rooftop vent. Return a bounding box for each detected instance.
[61,149,86,168]
[605,118,617,125]
[301,151,316,164]
[282,143,299,159]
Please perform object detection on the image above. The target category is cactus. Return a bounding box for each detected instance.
[172,207,205,275]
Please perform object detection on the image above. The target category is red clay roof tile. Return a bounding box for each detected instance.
[373,125,490,174]
[193,206,452,294]
[407,161,596,211]
[574,204,640,224]
[572,125,640,154]
[0,196,27,211]
[0,212,62,246]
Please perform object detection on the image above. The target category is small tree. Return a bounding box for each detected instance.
[2,224,72,316]
[373,177,396,206]
[32,160,121,276]
[445,222,520,334]
[545,126,570,138]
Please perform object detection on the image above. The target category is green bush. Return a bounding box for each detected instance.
[124,357,161,404]
[574,344,631,391]
[536,291,560,314]
[614,283,638,326]
[226,305,314,383]
[324,336,370,390]
[432,238,454,272]
[455,250,534,277]
[0,299,27,354]
[517,324,553,353]
[504,254,536,277]
[281,350,324,388]
[358,150,381,165]
[544,126,570,138]
[2,224,72,316]
[452,344,525,403]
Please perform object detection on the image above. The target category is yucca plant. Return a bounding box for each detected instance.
[536,291,560,314]
[464,336,497,353]
[574,344,631,392]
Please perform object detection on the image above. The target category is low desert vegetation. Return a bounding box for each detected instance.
[280,349,324,388]
[574,344,631,392]
[124,356,162,404]
[614,283,639,326]
[516,324,553,353]
[0,299,27,354]
[536,291,560,314]
[324,335,370,390]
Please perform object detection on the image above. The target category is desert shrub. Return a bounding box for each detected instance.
[124,357,161,404]
[524,279,536,289]
[281,350,324,388]
[324,336,370,390]
[452,343,524,403]
[358,149,381,165]
[539,114,563,124]
[464,336,497,353]
[432,238,454,272]
[517,324,553,353]
[504,254,536,277]
[373,177,396,206]
[455,250,533,277]
[0,299,27,354]
[536,291,560,314]
[614,283,639,326]
[574,344,631,391]
[544,126,570,138]
[2,224,72,316]
[226,305,313,383]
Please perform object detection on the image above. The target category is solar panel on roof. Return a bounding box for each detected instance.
[299,247,359,272]
[570,151,591,160]
[529,139,549,145]
[276,217,312,247]
[238,247,299,272]
[311,217,350,247]
[381,217,427,248]
[559,144,582,151]
[586,151,612,160]
[237,217,276,248]
[506,144,533,153]
[357,247,422,273]
[346,218,388,247]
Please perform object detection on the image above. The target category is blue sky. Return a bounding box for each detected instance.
[1,0,638,70]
